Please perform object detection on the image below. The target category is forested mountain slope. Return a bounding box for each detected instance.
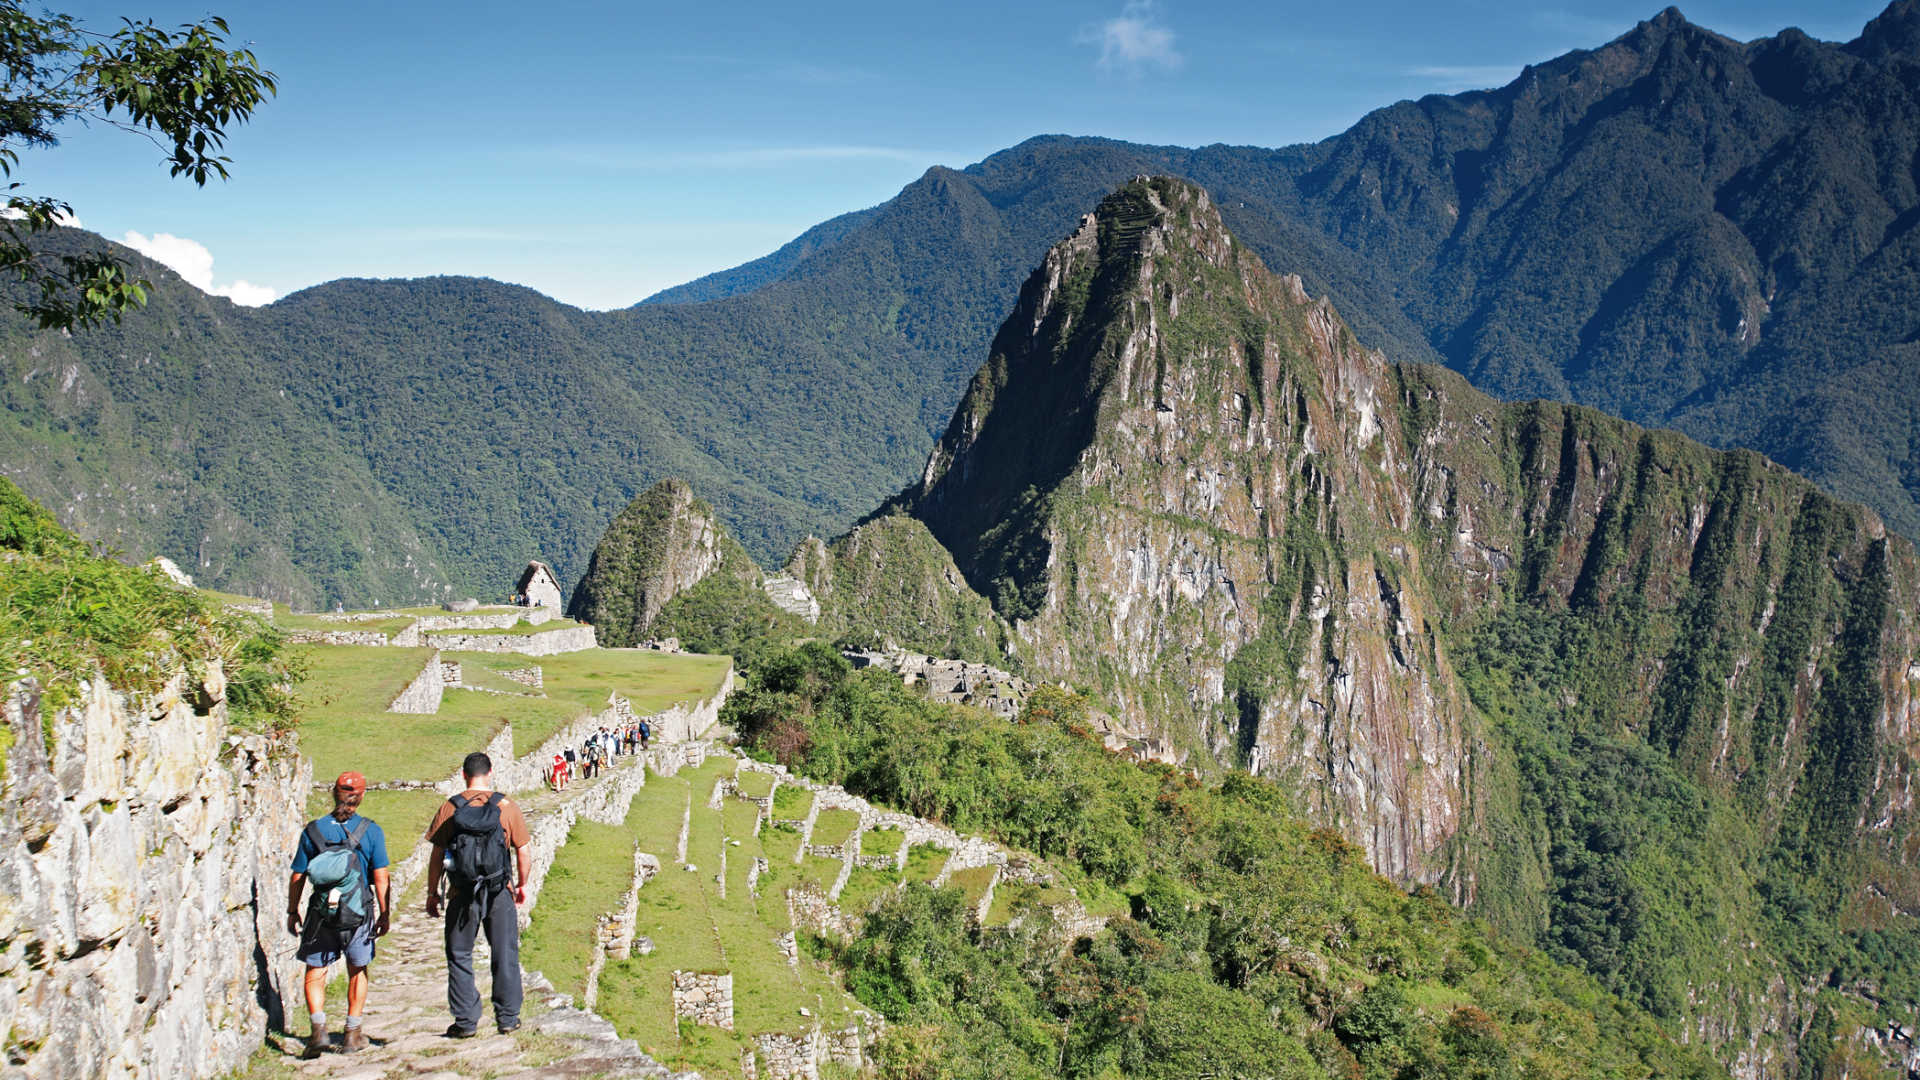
[829,176,1920,1079]
[5,4,1917,611]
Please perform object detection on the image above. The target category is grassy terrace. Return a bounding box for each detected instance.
[836,866,901,916]
[733,770,775,799]
[439,648,732,753]
[535,756,864,1078]
[858,827,904,858]
[272,606,417,635]
[808,808,860,848]
[904,843,951,883]
[292,646,492,784]
[770,785,813,820]
[947,865,998,912]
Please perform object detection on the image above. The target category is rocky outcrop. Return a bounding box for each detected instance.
[568,479,742,646]
[839,175,1920,1077]
[0,667,309,1080]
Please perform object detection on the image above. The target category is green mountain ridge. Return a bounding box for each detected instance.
[798,176,1920,1078]
[6,4,1919,628]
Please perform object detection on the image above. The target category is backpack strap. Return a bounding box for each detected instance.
[346,817,371,849]
[302,819,328,855]
[485,792,505,809]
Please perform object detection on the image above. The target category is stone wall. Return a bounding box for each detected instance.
[645,665,735,742]
[0,667,310,1080]
[502,666,543,689]
[423,625,597,657]
[488,672,730,795]
[754,1031,819,1080]
[386,651,446,714]
[285,628,391,647]
[438,660,463,686]
[670,971,733,1030]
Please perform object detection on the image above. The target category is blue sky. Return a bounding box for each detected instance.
[27,0,1891,309]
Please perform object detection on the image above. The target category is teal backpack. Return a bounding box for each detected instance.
[303,817,373,933]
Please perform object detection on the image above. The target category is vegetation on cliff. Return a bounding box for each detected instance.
[834,174,1920,1075]
[728,642,1725,1080]
[0,477,297,728]
[568,477,804,665]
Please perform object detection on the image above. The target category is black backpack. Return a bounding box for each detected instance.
[303,817,373,933]
[444,793,511,894]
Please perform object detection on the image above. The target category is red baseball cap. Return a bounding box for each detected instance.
[333,771,367,796]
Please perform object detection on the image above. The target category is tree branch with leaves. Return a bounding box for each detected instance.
[0,3,274,330]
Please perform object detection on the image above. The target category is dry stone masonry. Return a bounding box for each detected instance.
[386,649,446,713]
[0,668,309,1080]
[670,970,734,1030]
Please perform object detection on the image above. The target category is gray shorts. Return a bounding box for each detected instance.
[299,914,376,969]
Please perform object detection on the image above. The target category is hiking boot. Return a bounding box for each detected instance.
[445,1022,478,1039]
[342,1026,369,1053]
[497,1018,522,1036]
[301,1026,329,1059]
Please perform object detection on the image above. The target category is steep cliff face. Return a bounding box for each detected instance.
[882,177,1920,1077]
[908,179,1474,888]
[0,668,308,1079]
[568,478,747,646]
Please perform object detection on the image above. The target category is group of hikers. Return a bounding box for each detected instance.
[546,719,651,790]
[285,753,536,1057]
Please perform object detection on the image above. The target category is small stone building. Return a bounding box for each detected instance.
[516,560,564,611]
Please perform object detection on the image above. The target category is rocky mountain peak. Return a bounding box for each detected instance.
[1850,0,1920,59]
[567,477,740,646]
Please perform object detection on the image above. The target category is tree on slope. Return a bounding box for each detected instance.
[0,1,274,329]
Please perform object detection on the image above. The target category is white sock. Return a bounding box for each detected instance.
[344,1014,363,1030]
[311,1011,327,1031]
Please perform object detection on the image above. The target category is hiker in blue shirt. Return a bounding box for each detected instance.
[287,771,392,1059]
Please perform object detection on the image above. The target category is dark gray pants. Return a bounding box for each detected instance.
[444,886,521,1030]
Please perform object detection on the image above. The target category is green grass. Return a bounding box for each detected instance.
[983,881,1072,928]
[536,648,732,717]
[771,784,813,820]
[428,684,578,758]
[798,855,843,893]
[858,827,903,858]
[836,865,901,916]
[904,844,951,883]
[947,865,997,913]
[734,770,776,799]
[592,754,865,1076]
[762,823,802,865]
[450,660,543,696]
[809,809,860,848]
[722,797,763,843]
[521,819,644,1001]
[293,646,505,784]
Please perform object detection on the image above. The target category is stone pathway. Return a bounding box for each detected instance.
[269,750,693,1080]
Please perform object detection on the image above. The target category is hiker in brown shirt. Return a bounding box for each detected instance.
[423,751,533,1037]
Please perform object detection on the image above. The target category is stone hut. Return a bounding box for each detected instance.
[517,560,564,611]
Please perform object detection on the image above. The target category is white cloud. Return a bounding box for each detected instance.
[1081,1,1183,75]
[120,230,278,306]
